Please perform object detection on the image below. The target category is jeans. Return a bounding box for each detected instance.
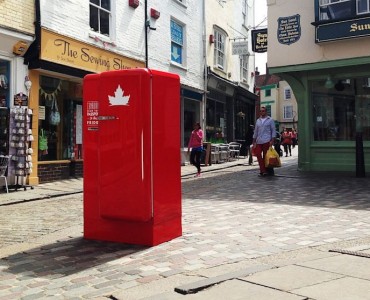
[254,142,270,174]
[190,148,202,173]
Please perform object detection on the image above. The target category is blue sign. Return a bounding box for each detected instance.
[170,20,183,63]
[316,16,370,43]
[277,14,301,45]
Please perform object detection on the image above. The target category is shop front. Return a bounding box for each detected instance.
[206,70,256,143]
[24,29,144,184]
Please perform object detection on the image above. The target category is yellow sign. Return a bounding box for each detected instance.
[41,29,145,73]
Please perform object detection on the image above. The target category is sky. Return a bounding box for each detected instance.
[254,0,267,74]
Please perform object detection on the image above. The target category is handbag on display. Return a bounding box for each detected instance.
[49,98,61,125]
[38,129,48,151]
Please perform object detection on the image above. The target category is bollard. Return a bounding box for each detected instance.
[355,132,366,178]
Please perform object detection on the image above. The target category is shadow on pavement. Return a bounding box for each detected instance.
[3,237,147,278]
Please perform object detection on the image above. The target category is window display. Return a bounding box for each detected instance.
[38,75,83,161]
[0,60,10,107]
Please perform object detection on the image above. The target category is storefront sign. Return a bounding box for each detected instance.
[14,93,28,106]
[277,14,301,45]
[315,16,370,43]
[251,29,268,53]
[41,29,145,73]
[232,41,248,55]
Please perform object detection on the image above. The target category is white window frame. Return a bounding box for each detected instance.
[170,19,185,66]
[357,0,370,14]
[90,0,112,36]
[240,55,248,81]
[284,87,292,100]
[284,105,293,119]
[242,0,248,27]
[214,29,227,70]
[319,0,351,20]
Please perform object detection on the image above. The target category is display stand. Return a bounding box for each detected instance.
[9,106,34,191]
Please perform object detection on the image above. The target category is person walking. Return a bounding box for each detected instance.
[252,107,276,177]
[245,125,254,165]
[291,129,298,148]
[187,122,204,177]
[282,128,292,157]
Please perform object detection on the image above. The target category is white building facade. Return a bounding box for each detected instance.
[23,0,204,183]
[204,0,257,144]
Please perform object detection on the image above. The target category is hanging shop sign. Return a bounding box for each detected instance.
[14,93,28,106]
[251,29,268,53]
[277,14,301,45]
[232,41,248,55]
[315,16,370,43]
[40,29,145,73]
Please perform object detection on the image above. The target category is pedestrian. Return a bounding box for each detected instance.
[291,129,298,148]
[252,107,276,177]
[282,128,292,157]
[187,122,204,177]
[245,125,254,165]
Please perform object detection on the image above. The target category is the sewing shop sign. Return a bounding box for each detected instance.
[277,14,301,45]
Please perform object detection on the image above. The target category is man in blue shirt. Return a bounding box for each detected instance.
[252,107,276,176]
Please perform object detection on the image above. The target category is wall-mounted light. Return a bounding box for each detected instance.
[209,34,214,44]
[324,76,335,89]
[13,41,29,56]
[129,0,139,8]
[150,8,160,19]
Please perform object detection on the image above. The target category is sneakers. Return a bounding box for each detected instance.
[195,173,201,178]
[258,172,268,177]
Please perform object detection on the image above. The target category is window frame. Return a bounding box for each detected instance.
[214,28,227,70]
[284,87,292,100]
[283,105,293,119]
[240,55,248,81]
[170,19,185,66]
[89,0,111,37]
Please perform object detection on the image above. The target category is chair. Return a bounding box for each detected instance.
[219,144,230,163]
[0,155,9,193]
[210,144,220,164]
[229,142,241,160]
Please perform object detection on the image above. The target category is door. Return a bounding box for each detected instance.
[97,69,153,221]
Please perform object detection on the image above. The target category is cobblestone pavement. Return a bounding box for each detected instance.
[0,152,370,299]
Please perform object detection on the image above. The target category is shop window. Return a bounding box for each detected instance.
[183,99,201,147]
[90,0,111,36]
[0,60,10,107]
[214,29,226,70]
[311,78,370,141]
[170,19,184,65]
[38,76,83,161]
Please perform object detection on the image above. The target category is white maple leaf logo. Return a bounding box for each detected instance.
[108,85,130,106]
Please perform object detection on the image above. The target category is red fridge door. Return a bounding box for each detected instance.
[97,69,152,222]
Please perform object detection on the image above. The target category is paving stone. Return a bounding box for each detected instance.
[243,265,344,291]
[291,277,370,300]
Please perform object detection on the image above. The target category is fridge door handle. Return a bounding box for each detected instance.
[97,116,119,121]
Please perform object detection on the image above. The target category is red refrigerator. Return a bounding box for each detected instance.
[83,68,182,246]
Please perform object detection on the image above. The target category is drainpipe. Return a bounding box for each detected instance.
[203,0,207,134]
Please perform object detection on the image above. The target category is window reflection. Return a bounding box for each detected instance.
[312,77,370,141]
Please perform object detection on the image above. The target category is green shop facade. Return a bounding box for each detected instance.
[268,0,370,174]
